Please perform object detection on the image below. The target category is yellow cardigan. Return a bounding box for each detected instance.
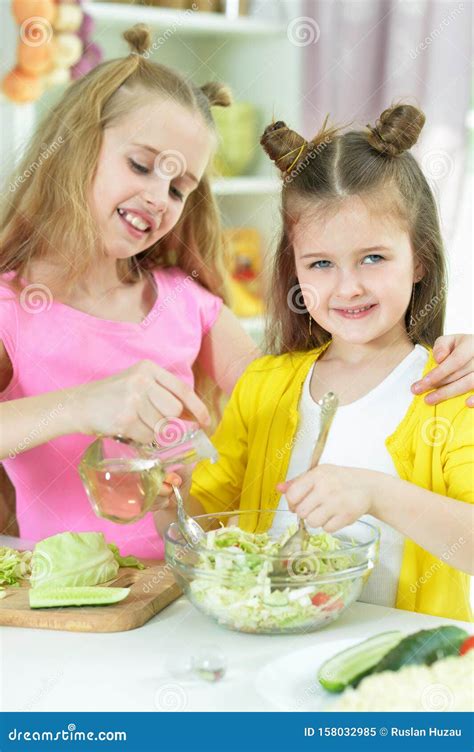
[191,343,473,622]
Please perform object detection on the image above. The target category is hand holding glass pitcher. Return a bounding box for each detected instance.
[74,360,217,524]
[79,423,217,524]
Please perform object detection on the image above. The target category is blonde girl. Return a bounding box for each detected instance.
[190,104,473,621]
[0,25,260,557]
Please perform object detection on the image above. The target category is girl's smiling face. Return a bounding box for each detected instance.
[90,98,215,259]
[293,195,423,346]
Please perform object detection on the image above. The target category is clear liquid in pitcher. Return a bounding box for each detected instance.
[80,457,165,524]
[79,427,218,524]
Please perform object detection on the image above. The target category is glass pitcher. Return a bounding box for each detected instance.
[79,424,218,524]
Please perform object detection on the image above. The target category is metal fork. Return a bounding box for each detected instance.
[278,391,339,561]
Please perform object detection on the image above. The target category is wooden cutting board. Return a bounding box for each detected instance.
[0,561,182,633]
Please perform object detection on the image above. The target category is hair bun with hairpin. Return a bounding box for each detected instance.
[261,116,339,176]
[260,120,308,174]
[367,103,426,157]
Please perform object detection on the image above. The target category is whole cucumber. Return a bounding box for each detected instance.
[372,626,469,674]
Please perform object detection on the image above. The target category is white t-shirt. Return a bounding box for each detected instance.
[269,344,430,607]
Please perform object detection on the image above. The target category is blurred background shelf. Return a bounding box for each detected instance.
[83,2,286,36]
[211,176,280,196]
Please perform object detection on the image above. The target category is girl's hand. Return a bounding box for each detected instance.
[412,334,474,407]
[72,359,211,443]
[277,465,379,533]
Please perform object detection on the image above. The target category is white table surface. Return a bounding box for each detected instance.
[0,536,471,713]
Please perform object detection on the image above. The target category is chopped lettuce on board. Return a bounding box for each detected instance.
[0,547,32,596]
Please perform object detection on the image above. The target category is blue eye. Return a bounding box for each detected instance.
[310,259,332,269]
[128,158,150,175]
[363,254,384,264]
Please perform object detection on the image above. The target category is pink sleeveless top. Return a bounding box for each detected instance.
[0,267,223,558]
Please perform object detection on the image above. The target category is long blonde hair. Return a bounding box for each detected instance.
[0,24,232,421]
[0,24,231,302]
[260,104,447,355]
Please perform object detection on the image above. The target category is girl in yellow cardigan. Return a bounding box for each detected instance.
[189,103,473,622]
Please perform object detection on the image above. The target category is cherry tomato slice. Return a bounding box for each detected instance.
[311,592,331,607]
[459,635,474,655]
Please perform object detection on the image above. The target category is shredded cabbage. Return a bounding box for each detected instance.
[0,547,32,594]
[188,524,361,633]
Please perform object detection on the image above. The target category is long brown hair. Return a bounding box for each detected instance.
[0,24,232,422]
[260,104,447,355]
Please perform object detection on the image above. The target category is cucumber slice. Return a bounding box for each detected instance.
[263,590,288,607]
[373,626,469,673]
[318,631,403,693]
[29,586,130,609]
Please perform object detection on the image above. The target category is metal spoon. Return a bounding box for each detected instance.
[278,391,339,561]
[172,484,206,546]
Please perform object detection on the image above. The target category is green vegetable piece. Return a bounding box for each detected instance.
[108,543,145,570]
[30,532,119,589]
[372,626,469,673]
[0,546,32,588]
[318,631,404,693]
[263,590,289,607]
[29,586,130,609]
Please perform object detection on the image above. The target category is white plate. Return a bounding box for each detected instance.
[254,637,359,712]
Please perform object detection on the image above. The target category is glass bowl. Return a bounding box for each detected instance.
[165,510,380,635]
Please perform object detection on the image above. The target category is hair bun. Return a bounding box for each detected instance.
[261,116,339,174]
[123,24,151,56]
[367,104,425,157]
[200,81,232,108]
[260,121,307,173]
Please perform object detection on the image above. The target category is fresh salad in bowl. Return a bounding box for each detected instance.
[165,511,379,634]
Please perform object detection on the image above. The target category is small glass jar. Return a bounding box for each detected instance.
[79,426,218,524]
